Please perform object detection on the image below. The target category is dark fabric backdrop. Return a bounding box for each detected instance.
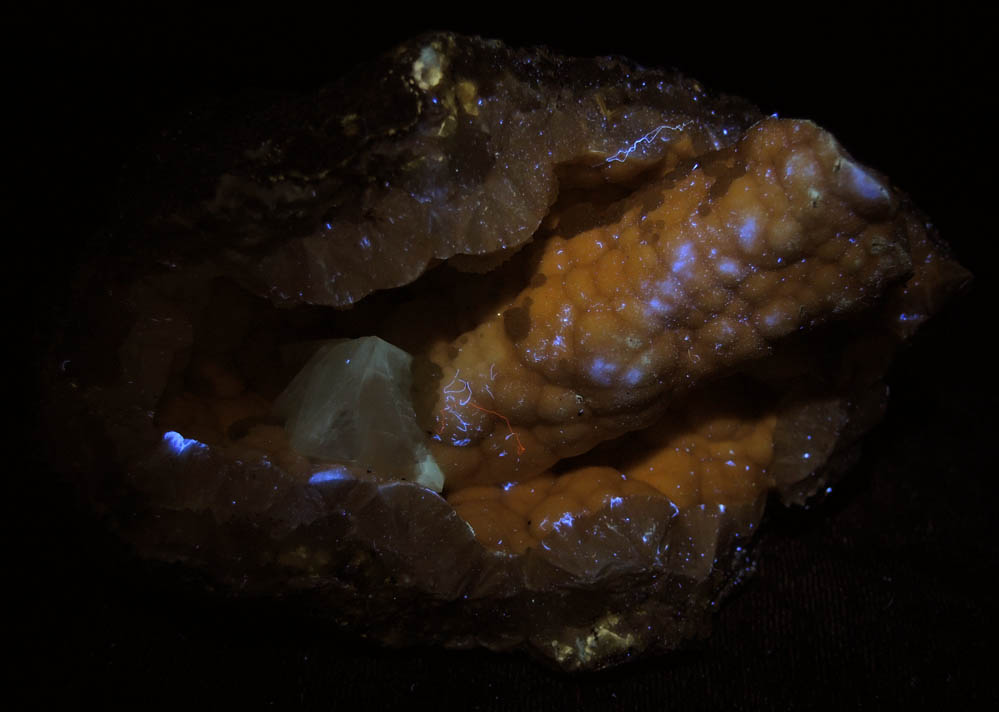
[20,7,996,708]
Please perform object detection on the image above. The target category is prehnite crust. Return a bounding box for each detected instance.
[45,32,970,670]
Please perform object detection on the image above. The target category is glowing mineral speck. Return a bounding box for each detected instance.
[412,45,444,90]
[309,466,351,484]
[738,217,758,249]
[163,430,203,455]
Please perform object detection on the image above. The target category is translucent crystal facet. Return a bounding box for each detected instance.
[274,336,443,491]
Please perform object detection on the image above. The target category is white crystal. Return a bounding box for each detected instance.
[274,336,444,492]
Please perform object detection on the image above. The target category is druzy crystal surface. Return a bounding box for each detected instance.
[46,32,970,670]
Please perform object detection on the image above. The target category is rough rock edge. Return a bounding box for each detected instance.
[132,32,760,308]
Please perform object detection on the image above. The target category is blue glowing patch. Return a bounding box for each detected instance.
[605,124,668,163]
[738,217,758,249]
[762,311,784,329]
[647,297,670,315]
[844,160,887,202]
[716,257,743,279]
[163,431,204,455]
[309,466,352,484]
[671,242,695,274]
[659,277,682,298]
[553,511,575,531]
[589,358,617,386]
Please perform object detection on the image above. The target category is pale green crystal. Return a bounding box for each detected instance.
[274,336,444,492]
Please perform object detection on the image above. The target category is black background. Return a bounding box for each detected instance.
[21,5,997,709]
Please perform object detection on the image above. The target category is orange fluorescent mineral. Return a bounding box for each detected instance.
[429,118,910,491]
[52,33,971,670]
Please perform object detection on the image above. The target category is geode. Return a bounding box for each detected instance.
[44,32,970,670]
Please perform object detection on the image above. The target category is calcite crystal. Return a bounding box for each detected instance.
[46,32,970,670]
[274,337,444,491]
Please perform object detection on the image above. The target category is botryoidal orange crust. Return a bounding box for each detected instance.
[427,118,910,494]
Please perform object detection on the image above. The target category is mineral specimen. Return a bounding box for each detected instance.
[46,32,970,670]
